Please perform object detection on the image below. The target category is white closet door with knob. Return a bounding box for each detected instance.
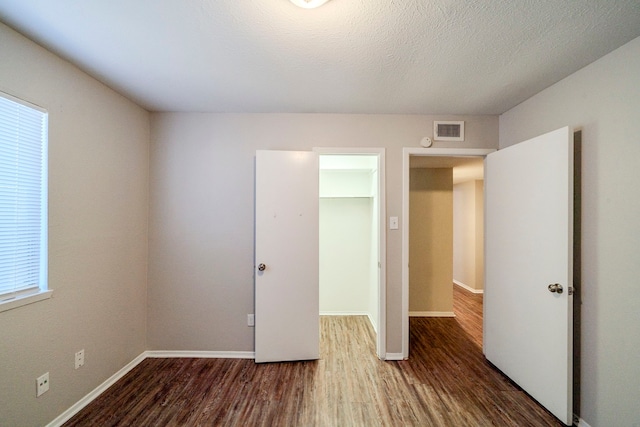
[254,150,319,363]
[484,127,573,425]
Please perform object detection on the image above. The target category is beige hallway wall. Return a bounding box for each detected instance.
[409,168,453,315]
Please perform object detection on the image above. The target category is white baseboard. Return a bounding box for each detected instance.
[575,416,591,427]
[46,350,255,426]
[409,311,455,317]
[453,280,484,294]
[45,346,583,427]
[367,313,378,334]
[385,352,405,361]
[320,312,379,334]
[46,352,147,427]
[319,311,369,316]
[146,350,255,359]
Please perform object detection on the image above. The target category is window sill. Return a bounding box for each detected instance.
[0,290,53,313]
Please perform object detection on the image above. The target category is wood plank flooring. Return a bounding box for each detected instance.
[452,283,484,347]
[64,288,565,426]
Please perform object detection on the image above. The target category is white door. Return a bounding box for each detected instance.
[484,127,573,425]
[255,150,319,363]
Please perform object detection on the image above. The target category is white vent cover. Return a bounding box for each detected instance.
[434,121,464,141]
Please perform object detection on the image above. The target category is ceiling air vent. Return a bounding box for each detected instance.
[434,121,464,141]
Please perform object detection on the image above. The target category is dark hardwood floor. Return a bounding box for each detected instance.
[64,288,565,426]
[452,282,484,347]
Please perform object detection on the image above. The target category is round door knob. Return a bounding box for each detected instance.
[548,283,563,294]
[258,263,266,272]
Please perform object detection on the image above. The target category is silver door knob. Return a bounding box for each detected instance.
[258,263,266,272]
[548,283,563,294]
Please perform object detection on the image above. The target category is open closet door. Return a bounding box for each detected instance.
[484,127,573,425]
[255,150,319,363]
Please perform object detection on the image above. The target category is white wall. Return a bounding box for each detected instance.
[320,164,379,321]
[499,36,640,427]
[319,197,372,314]
[0,23,150,426]
[320,165,376,318]
[148,113,498,354]
[453,180,484,291]
[319,169,373,198]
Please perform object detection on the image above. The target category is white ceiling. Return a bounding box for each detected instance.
[1,0,639,114]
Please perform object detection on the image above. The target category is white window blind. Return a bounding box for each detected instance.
[0,93,48,303]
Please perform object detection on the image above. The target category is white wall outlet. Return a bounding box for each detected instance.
[75,349,84,369]
[247,314,255,327]
[36,372,49,397]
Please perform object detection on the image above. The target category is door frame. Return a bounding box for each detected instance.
[314,147,387,359]
[401,148,495,358]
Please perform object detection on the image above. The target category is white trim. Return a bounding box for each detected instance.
[402,148,495,359]
[320,311,380,338]
[376,149,387,360]
[453,280,484,294]
[46,350,256,426]
[46,352,147,427]
[319,312,378,333]
[575,417,591,427]
[385,353,405,361]
[0,289,53,313]
[146,351,255,359]
[367,313,378,334]
[313,147,386,360]
[409,311,455,317]
[403,148,495,157]
[0,89,47,112]
[319,311,370,316]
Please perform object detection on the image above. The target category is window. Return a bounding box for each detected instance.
[0,92,50,312]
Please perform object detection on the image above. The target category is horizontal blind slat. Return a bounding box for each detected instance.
[0,92,47,300]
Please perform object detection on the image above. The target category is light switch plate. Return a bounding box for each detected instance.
[390,216,399,230]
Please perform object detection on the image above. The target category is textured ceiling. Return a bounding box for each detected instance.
[1,0,639,114]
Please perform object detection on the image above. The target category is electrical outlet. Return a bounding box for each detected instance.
[75,349,84,369]
[247,314,255,327]
[36,372,49,397]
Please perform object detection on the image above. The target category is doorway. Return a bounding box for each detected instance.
[316,148,386,359]
[401,148,494,358]
[407,156,486,345]
[255,148,386,362]
[401,130,577,424]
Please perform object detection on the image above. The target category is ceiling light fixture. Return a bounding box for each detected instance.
[289,0,331,9]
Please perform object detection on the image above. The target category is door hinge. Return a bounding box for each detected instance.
[568,287,575,296]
